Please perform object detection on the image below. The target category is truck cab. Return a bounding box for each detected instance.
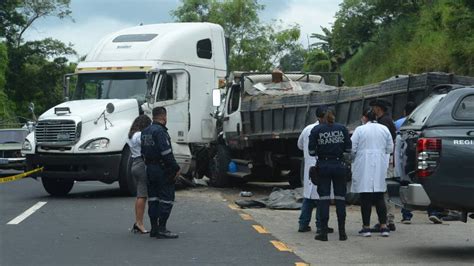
[23,23,227,196]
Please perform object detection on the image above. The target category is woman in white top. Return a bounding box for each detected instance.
[127,115,152,234]
[351,108,393,237]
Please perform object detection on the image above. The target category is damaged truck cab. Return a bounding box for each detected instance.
[23,23,227,196]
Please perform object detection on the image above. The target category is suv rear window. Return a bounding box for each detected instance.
[454,94,474,120]
[404,94,445,127]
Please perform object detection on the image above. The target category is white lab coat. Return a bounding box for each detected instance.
[351,122,394,193]
[297,122,320,199]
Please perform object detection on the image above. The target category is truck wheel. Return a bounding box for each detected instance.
[209,144,232,187]
[42,178,74,196]
[288,161,303,188]
[119,147,137,196]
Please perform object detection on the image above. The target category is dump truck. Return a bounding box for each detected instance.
[211,72,474,187]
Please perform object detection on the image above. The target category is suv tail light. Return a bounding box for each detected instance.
[416,138,441,179]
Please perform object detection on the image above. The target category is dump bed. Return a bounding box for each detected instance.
[239,72,474,140]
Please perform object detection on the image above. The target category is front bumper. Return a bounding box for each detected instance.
[0,158,26,170]
[26,153,122,182]
[399,183,431,210]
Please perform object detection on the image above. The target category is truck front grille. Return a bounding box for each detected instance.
[35,120,81,146]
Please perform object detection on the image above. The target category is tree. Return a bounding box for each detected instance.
[279,45,306,72]
[1,0,72,48]
[1,0,76,117]
[0,42,14,122]
[311,0,421,70]
[303,49,331,73]
[172,0,301,71]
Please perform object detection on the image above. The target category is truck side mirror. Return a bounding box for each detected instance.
[63,75,71,101]
[212,89,221,107]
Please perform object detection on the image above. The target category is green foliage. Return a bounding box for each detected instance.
[1,0,76,119]
[338,0,474,86]
[312,0,421,70]
[303,49,331,72]
[279,45,306,72]
[0,42,15,122]
[172,0,301,71]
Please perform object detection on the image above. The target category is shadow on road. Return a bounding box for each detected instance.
[408,246,474,261]
[66,188,126,199]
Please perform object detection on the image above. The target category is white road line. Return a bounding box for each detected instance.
[7,201,47,225]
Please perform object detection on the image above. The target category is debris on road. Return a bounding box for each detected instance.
[240,191,253,197]
[235,187,303,210]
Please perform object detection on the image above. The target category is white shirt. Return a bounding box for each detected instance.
[127,132,141,158]
[297,122,320,199]
[350,122,394,193]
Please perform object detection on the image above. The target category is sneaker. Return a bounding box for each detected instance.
[429,215,443,224]
[401,218,411,224]
[388,223,396,231]
[316,227,334,234]
[359,228,371,237]
[380,228,390,237]
[298,225,311,232]
[370,224,381,233]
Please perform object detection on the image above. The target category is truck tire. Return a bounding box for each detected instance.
[289,174,302,188]
[209,144,232,188]
[288,161,303,188]
[118,147,137,196]
[42,177,74,196]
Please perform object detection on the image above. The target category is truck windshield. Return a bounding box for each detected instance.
[73,72,147,102]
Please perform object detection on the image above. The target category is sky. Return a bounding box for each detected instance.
[23,0,343,61]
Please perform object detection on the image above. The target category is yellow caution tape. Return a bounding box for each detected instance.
[0,167,44,184]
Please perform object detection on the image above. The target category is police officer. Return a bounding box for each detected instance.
[308,106,351,241]
[141,107,180,239]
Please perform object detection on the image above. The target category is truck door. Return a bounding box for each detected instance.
[151,70,190,143]
[222,84,242,146]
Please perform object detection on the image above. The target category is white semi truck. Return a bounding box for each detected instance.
[23,23,227,196]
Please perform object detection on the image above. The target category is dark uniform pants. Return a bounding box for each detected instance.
[316,160,347,231]
[146,164,175,229]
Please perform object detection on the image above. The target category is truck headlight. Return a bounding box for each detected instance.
[22,139,32,151]
[79,138,110,150]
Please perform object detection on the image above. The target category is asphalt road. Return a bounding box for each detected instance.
[0,178,305,266]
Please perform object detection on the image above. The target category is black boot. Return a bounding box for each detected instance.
[315,229,328,241]
[339,224,347,241]
[149,217,159,238]
[339,227,347,241]
[157,229,179,239]
[157,217,178,239]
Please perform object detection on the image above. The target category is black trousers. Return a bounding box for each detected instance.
[146,164,175,230]
[316,160,347,231]
[360,192,387,227]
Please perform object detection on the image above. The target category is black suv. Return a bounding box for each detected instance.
[399,85,474,222]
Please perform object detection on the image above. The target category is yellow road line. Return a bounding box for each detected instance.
[295,263,310,266]
[252,225,269,234]
[228,204,240,210]
[239,213,253,220]
[270,240,292,252]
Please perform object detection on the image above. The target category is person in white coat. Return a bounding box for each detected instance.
[351,108,394,237]
[297,109,334,234]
